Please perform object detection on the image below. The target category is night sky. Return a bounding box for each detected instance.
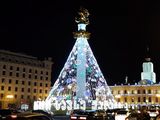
[0,0,160,85]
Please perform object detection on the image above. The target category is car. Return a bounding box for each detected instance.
[148,109,159,118]
[70,109,88,120]
[32,110,53,118]
[125,111,141,120]
[115,110,130,120]
[89,110,107,120]
[106,109,116,120]
[0,109,17,119]
[5,112,54,120]
[70,109,107,120]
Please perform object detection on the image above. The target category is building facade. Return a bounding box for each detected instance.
[110,84,160,109]
[110,57,159,109]
[0,50,53,109]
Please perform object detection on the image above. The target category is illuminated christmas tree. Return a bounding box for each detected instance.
[45,7,116,111]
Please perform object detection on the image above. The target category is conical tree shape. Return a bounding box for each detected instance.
[46,7,116,110]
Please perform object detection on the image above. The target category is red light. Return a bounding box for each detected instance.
[79,116,87,120]
[71,116,77,119]
[11,115,17,119]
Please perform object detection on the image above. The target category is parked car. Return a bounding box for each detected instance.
[70,109,88,120]
[106,109,121,120]
[125,111,141,120]
[89,109,107,120]
[148,109,159,118]
[115,110,130,120]
[5,112,54,120]
[0,109,18,119]
[70,109,107,120]
[32,110,53,118]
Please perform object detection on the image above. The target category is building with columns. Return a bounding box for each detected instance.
[110,57,160,109]
[0,50,53,109]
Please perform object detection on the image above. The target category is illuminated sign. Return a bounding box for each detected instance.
[34,99,115,111]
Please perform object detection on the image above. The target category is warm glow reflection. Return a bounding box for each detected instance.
[6,95,14,99]
[115,95,121,98]
[156,94,160,97]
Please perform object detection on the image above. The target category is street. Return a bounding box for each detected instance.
[53,115,70,120]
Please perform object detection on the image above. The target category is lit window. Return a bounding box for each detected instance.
[10,66,13,70]
[23,74,25,78]
[9,79,12,84]
[149,97,151,102]
[45,90,47,94]
[21,95,23,99]
[1,94,4,98]
[2,78,5,83]
[28,88,30,92]
[34,89,36,93]
[21,88,24,92]
[34,82,37,86]
[143,97,146,102]
[33,96,36,100]
[148,89,151,94]
[9,72,12,76]
[1,86,4,90]
[8,86,11,91]
[156,97,158,102]
[15,95,17,99]
[28,81,31,85]
[16,73,19,77]
[22,81,25,85]
[124,97,127,102]
[27,95,30,99]
[138,97,141,102]
[29,74,31,78]
[29,69,32,73]
[39,89,42,93]
[155,90,158,94]
[143,89,146,94]
[15,87,18,92]
[2,71,6,75]
[3,65,6,69]
[16,80,18,84]
[46,71,48,75]
[16,67,19,71]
